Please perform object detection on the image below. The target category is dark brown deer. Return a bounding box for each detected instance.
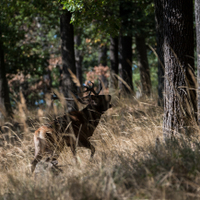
[31,82,112,172]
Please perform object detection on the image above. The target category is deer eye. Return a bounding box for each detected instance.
[91,100,98,105]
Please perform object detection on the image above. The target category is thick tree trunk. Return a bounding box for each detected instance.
[135,35,151,97]
[154,0,164,106]
[74,34,83,87]
[195,0,200,124]
[0,29,13,118]
[60,10,77,111]
[163,0,196,138]
[110,36,119,89]
[119,0,134,94]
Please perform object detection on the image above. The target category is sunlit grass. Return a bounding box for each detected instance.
[0,96,200,199]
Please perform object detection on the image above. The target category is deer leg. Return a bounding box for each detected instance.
[69,141,79,165]
[45,139,65,166]
[50,141,65,166]
[31,138,46,172]
[80,138,95,158]
[90,143,95,158]
[45,153,59,166]
[31,155,42,173]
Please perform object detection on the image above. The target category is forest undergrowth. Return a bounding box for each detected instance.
[1,95,200,199]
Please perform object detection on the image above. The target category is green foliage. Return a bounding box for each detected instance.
[74,24,110,73]
[52,66,60,87]
[0,0,61,108]
[0,0,159,108]
[61,0,120,36]
[62,0,84,12]
[70,0,156,92]
[133,46,157,92]
[1,0,60,76]
[132,0,155,37]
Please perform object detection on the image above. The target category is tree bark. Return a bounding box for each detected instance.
[195,0,200,124]
[0,29,13,118]
[119,0,134,94]
[110,36,119,89]
[154,0,164,106]
[163,0,196,138]
[74,34,83,87]
[60,10,77,111]
[119,36,133,94]
[135,35,151,97]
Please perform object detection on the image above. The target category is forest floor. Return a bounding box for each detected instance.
[0,96,200,199]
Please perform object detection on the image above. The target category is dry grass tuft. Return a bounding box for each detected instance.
[1,96,200,199]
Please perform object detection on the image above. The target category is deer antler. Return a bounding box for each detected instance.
[83,81,102,96]
[51,92,59,100]
[51,91,88,104]
[50,81,102,105]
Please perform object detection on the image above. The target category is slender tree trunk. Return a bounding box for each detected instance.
[135,35,151,96]
[195,0,200,124]
[110,36,119,89]
[98,45,107,66]
[163,0,196,138]
[119,0,134,94]
[47,68,52,89]
[154,0,164,106]
[60,10,77,111]
[0,29,13,118]
[74,34,83,87]
[119,36,133,94]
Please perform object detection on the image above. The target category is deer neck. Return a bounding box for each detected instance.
[82,105,102,124]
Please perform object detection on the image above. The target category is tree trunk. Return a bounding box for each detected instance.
[74,34,83,87]
[195,0,200,124]
[0,29,13,118]
[110,36,119,89]
[119,36,133,94]
[154,0,164,106]
[98,45,107,66]
[60,10,77,111]
[163,0,196,138]
[119,0,134,95]
[135,35,151,97]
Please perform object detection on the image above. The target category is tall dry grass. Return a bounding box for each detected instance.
[0,96,200,199]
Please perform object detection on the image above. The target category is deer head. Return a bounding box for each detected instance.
[80,81,112,113]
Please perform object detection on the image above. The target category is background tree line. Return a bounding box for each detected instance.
[1,0,200,138]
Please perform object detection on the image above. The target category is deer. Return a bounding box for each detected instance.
[31,81,112,172]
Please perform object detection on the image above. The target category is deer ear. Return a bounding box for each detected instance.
[106,95,111,101]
